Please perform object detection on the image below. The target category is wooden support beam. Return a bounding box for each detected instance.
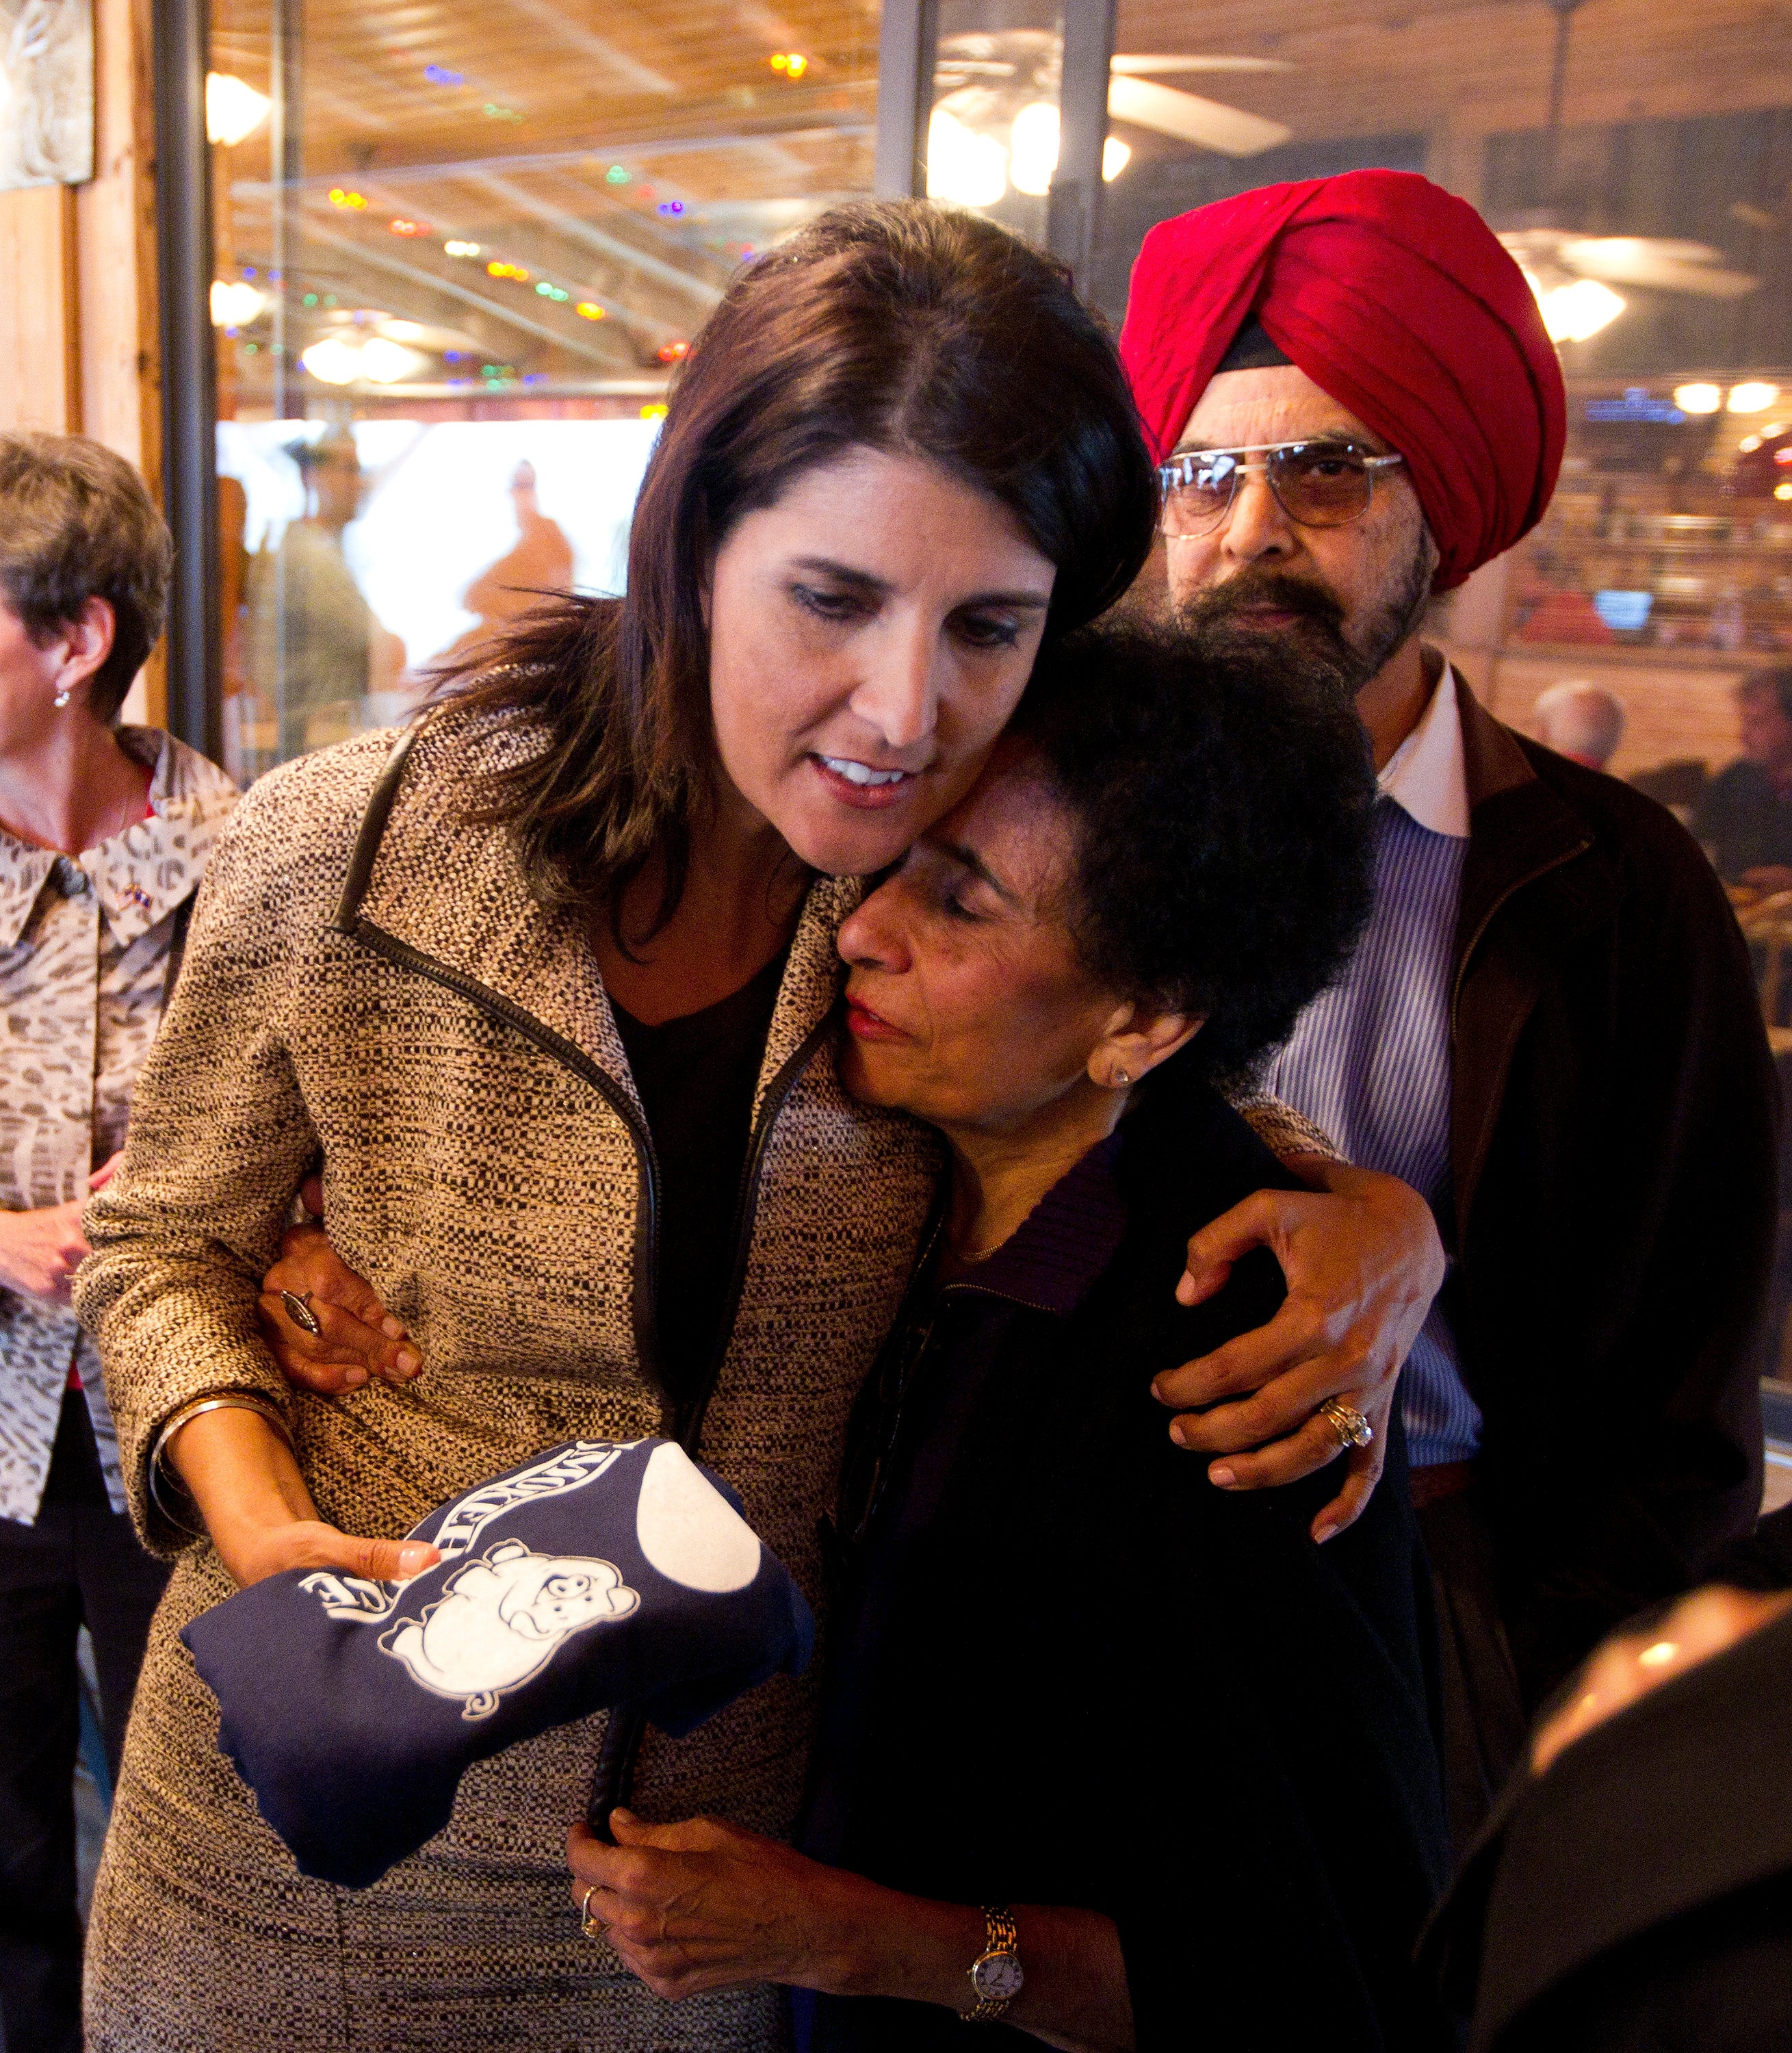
[0,0,166,723]
[0,185,81,433]
[80,0,167,723]
[79,0,161,482]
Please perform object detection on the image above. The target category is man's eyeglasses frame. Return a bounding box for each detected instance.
[1157,439,1407,541]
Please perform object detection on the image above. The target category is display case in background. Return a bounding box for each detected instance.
[1440,372,1792,794]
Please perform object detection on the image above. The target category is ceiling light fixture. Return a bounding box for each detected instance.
[1535,277,1625,344]
[209,280,265,326]
[206,73,270,146]
[1008,102,1059,197]
[359,337,424,384]
[299,337,361,385]
[926,107,1007,209]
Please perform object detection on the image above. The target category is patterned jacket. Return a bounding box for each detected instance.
[0,728,236,1524]
[74,714,943,2051]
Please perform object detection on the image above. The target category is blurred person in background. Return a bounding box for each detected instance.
[1120,168,1778,1854]
[246,422,405,758]
[1531,681,1625,772]
[0,431,237,2053]
[1693,664,1792,888]
[439,459,577,668]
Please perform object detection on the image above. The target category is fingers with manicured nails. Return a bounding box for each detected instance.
[1166,1332,1375,1450]
[335,1533,437,1580]
[229,1519,439,1588]
[1155,1293,1338,1412]
[1177,1189,1290,1307]
[1308,1423,1388,1542]
[252,1320,364,1395]
[256,1288,418,1386]
[259,1226,418,1387]
[1200,1407,1348,1493]
[268,1228,412,1352]
[88,1150,125,1192]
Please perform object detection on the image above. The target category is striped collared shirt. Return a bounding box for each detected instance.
[1262,667,1481,1468]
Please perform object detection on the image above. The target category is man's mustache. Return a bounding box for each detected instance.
[1176,568,1348,638]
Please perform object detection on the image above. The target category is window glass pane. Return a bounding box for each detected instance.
[924,3,1065,244]
[208,0,880,780]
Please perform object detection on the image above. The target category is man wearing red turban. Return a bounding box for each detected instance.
[1132,171,1778,1853]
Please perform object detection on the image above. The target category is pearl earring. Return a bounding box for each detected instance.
[1113,1067,1131,1087]
[53,686,72,708]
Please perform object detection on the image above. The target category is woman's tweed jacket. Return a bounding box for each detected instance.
[74,715,944,2053]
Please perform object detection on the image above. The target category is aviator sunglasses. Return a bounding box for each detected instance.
[1158,438,1407,540]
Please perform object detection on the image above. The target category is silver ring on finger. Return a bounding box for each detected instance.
[1317,1397,1373,1451]
[580,1884,607,1939]
[279,1289,322,1337]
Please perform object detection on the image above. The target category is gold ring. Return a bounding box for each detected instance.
[1317,1397,1373,1451]
[580,1883,606,1939]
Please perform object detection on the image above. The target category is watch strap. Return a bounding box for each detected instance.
[965,1904,1021,2024]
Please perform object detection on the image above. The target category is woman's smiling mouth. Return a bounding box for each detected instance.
[810,754,919,808]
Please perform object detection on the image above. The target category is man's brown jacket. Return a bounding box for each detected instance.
[1449,685,1778,1703]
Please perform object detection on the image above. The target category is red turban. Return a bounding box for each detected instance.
[1118,169,1566,591]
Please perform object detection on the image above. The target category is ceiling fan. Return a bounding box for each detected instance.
[1496,0,1756,335]
[929,32,1294,195]
[1106,53,1293,159]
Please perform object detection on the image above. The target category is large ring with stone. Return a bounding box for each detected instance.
[279,1289,322,1337]
[1317,1397,1373,1451]
[580,1884,606,1939]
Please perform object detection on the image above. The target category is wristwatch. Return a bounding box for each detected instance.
[963,1904,1024,2023]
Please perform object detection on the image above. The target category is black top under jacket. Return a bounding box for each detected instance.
[1423,1603,1792,2053]
[612,950,787,1404]
[797,1077,1452,2053]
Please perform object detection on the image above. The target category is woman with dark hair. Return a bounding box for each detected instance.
[569,621,1449,2050]
[76,204,1438,2050]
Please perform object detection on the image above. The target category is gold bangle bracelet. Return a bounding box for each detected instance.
[146,1392,296,1535]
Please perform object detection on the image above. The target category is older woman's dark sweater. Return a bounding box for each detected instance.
[797,1076,1451,2052]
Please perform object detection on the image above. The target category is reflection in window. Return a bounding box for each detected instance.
[207,0,880,781]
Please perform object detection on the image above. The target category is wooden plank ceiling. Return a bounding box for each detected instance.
[213,0,881,396]
[212,0,1792,404]
[1111,0,1792,141]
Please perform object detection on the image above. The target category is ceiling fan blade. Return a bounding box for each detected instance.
[1561,236,1758,298]
[1110,54,1293,75]
[1107,75,1292,157]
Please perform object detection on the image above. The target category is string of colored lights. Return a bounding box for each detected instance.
[227,55,801,409]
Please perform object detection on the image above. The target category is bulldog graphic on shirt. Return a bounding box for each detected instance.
[380,1539,640,1720]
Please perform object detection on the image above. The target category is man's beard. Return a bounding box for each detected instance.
[1173,539,1434,698]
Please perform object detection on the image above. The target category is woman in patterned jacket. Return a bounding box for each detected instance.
[75,205,1442,2051]
[0,432,237,2053]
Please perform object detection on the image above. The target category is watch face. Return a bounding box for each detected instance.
[972,1950,1024,2002]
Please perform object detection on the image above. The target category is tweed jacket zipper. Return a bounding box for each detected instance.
[335,724,840,1827]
